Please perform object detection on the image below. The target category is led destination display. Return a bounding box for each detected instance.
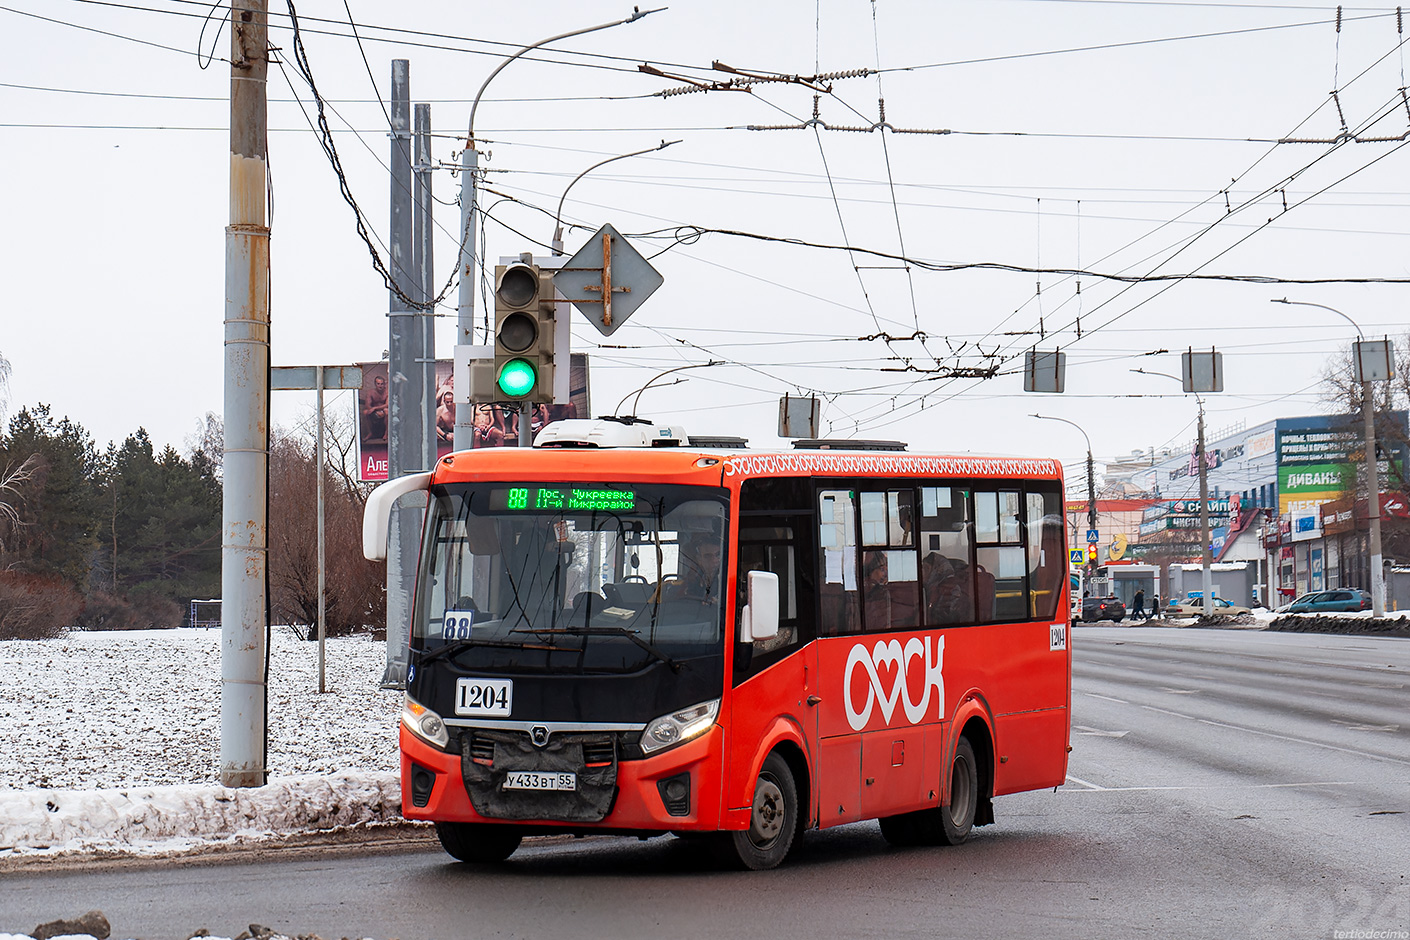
[489,486,637,513]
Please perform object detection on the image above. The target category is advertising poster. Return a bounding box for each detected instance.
[1275,412,1408,514]
[357,354,592,482]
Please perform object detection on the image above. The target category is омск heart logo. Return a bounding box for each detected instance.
[843,636,945,731]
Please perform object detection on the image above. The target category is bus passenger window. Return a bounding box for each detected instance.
[973,489,1024,622]
[818,490,859,636]
[918,486,975,626]
[1027,489,1065,620]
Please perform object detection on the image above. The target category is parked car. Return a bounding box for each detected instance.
[1080,595,1126,622]
[1165,595,1252,618]
[1283,589,1372,613]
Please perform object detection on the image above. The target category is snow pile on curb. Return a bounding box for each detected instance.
[0,770,401,857]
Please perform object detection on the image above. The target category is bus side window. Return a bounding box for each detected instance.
[818,490,860,636]
[974,489,1026,621]
[918,485,976,626]
[1027,488,1065,620]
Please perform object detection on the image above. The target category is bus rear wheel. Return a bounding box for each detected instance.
[434,821,523,863]
[879,737,978,848]
[713,752,798,870]
[938,737,978,845]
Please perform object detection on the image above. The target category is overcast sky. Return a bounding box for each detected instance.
[4,0,1409,485]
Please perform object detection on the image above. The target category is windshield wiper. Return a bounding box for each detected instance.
[528,626,681,673]
[417,635,555,666]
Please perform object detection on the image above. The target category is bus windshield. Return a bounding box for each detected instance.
[414,482,729,674]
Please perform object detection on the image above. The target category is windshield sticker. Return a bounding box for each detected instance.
[442,610,476,641]
[844,636,945,731]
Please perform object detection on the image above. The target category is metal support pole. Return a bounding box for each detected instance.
[316,365,326,695]
[221,0,269,788]
[1197,398,1213,617]
[1363,378,1386,616]
[414,102,437,471]
[452,141,480,453]
[383,60,416,689]
[1085,450,1098,577]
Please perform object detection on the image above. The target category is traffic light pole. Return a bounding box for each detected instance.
[453,8,660,454]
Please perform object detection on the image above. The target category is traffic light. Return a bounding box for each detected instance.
[1085,544,1098,565]
[493,260,555,403]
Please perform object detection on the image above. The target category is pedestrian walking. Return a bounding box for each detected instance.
[1132,589,1146,620]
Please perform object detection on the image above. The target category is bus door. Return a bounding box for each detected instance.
[728,509,818,829]
[815,486,948,825]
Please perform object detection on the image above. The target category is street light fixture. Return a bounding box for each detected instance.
[451,7,662,452]
[1272,298,1388,617]
[1133,368,1215,618]
[553,139,682,255]
[1031,414,1099,577]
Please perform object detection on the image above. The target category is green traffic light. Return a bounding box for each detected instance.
[497,358,537,398]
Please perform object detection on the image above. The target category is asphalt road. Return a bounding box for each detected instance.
[4,627,1407,940]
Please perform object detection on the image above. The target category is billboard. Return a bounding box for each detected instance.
[357,353,592,482]
[1275,413,1408,514]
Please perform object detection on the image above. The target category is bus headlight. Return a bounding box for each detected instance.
[640,699,719,756]
[402,696,450,750]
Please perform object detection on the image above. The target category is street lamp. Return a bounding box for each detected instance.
[553,139,681,255]
[1272,298,1388,617]
[452,7,661,452]
[1031,414,1098,576]
[1133,369,1215,618]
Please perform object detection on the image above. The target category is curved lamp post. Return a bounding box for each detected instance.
[1133,368,1214,618]
[1031,414,1099,577]
[553,139,681,255]
[1272,298,1386,616]
[451,7,661,452]
[616,361,722,417]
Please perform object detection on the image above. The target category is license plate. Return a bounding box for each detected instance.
[455,678,512,717]
[503,771,576,791]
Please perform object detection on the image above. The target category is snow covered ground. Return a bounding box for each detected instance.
[1,628,403,860]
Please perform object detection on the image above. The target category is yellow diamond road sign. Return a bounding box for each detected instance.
[554,223,664,336]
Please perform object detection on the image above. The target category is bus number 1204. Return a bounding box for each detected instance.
[456,678,513,717]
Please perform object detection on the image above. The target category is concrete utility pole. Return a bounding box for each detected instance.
[383,60,419,689]
[1196,397,1213,617]
[221,0,270,788]
[1273,298,1388,617]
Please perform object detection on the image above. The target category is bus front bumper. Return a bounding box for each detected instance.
[399,723,725,833]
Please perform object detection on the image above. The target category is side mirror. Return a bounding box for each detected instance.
[739,570,779,643]
[362,472,433,561]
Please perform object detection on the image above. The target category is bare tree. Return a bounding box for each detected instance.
[185,411,224,480]
[0,454,38,554]
[268,421,385,636]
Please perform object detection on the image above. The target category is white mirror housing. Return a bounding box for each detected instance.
[739,570,780,643]
[361,472,433,561]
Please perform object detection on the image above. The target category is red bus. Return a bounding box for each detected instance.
[363,419,1072,869]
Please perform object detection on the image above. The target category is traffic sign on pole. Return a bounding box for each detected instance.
[554,223,663,335]
[1086,528,1100,543]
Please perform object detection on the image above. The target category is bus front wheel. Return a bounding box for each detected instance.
[434,821,523,863]
[713,752,798,870]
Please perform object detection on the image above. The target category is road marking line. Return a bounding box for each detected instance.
[1330,719,1400,732]
[1063,774,1107,791]
[1057,781,1354,793]
[1074,725,1129,737]
[1083,692,1130,704]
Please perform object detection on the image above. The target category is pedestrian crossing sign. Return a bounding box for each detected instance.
[1069,549,1085,565]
